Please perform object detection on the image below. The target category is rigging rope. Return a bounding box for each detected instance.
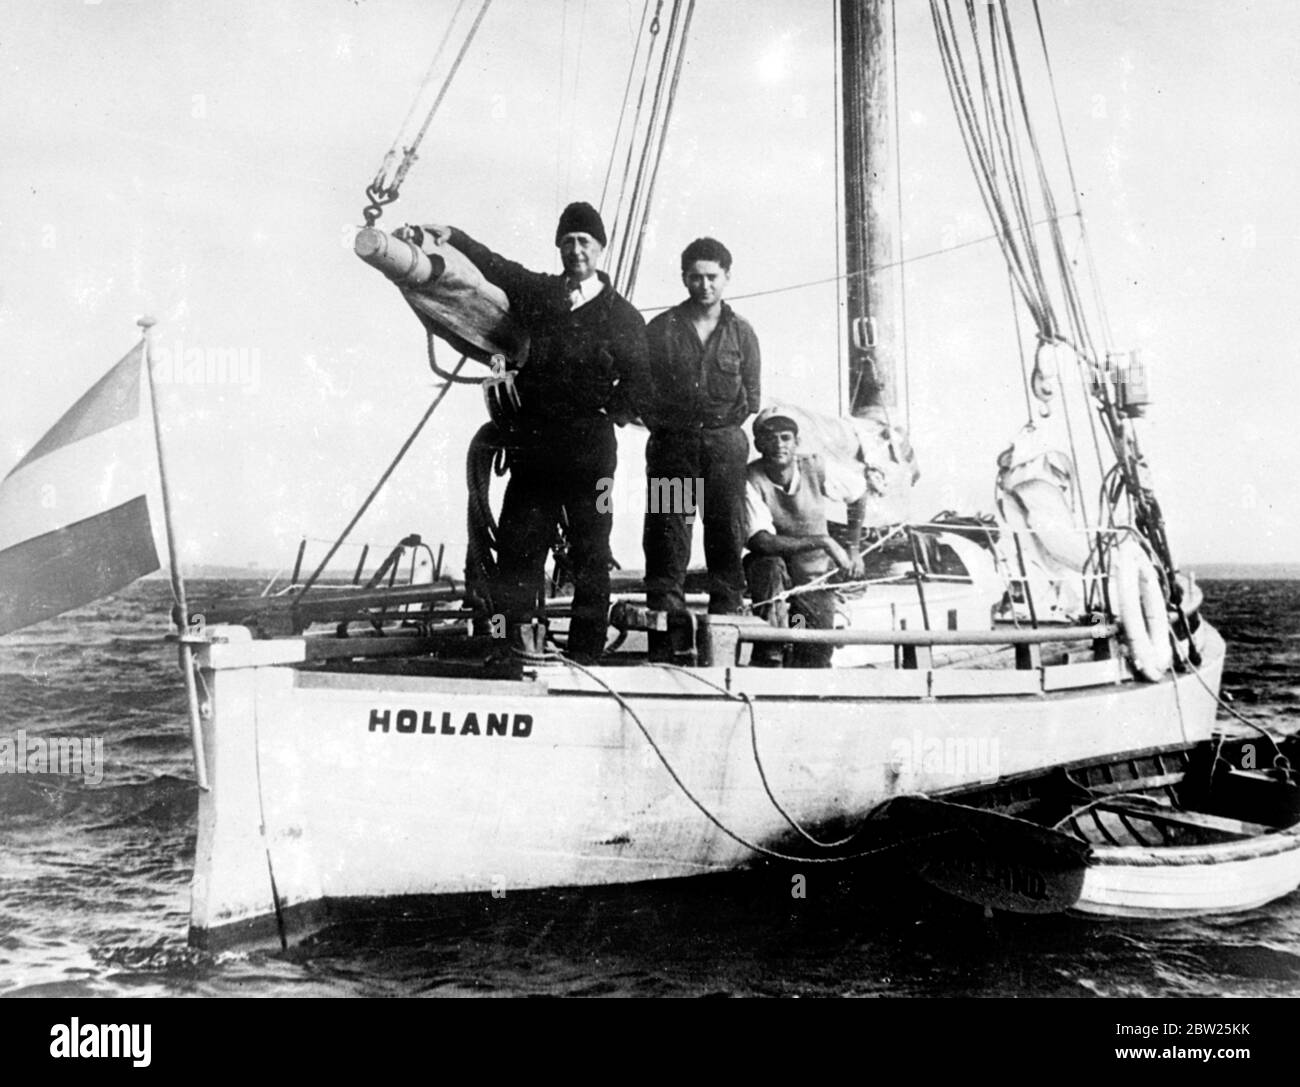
[599,0,696,299]
[1031,0,1115,355]
[928,0,1205,599]
[610,0,690,296]
[622,0,697,298]
[637,212,1081,314]
[1183,659,1291,757]
[294,356,469,602]
[425,329,483,386]
[603,0,664,265]
[974,7,1035,426]
[362,0,495,226]
[599,0,655,212]
[555,0,593,215]
[930,0,1049,335]
[979,2,1055,329]
[610,0,675,286]
[381,0,471,163]
[995,1,1095,363]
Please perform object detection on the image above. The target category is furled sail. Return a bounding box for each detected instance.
[995,424,1090,618]
[769,404,919,528]
[354,226,528,366]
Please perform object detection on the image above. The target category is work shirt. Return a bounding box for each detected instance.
[447,227,650,430]
[645,301,761,430]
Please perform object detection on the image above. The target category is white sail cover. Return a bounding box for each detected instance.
[771,404,920,527]
[400,241,529,366]
[354,227,528,366]
[995,424,1090,618]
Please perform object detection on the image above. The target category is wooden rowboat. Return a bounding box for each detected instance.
[877,734,1300,920]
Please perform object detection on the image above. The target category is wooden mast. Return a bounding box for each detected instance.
[840,0,899,413]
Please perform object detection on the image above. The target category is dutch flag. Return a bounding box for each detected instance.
[0,342,162,636]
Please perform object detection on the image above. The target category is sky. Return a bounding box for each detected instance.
[2,0,1298,578]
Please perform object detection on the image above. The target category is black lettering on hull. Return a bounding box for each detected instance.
[368,708,536,739]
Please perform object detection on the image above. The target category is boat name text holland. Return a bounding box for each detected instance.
[368,708,534,738]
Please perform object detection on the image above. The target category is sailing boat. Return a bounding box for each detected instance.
[171,0,1234,947]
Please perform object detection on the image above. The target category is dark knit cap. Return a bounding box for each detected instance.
[555,201,607,247]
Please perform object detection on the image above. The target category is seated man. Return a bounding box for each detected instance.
[744,407,866,667]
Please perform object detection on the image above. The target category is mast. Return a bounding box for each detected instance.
[840,0,900,414]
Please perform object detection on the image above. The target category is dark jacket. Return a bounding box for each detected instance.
[645,301,760,431]
[447,227,650,430]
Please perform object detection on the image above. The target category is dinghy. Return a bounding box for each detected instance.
[879,733,1300,919]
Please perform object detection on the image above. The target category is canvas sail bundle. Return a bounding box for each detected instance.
[769,404,920,528]
[354,226,528,366]
[995,424,1091,618]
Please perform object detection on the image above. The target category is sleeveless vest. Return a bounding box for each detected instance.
[751,455,831,581]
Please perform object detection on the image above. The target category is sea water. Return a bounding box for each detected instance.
[0,578,1297,998]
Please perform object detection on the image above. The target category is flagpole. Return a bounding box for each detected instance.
[139,316,210,792]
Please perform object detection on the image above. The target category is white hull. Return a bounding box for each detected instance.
[1072,828,1300,920]
[187,611,1226,946]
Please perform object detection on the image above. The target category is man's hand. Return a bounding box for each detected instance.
[394,223,453,247]
[821,536,853,572]
[819,537,864,579]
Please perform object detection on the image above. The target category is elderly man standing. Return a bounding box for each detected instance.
[642,237,761,660]
[744,407,866,668]
[408,203,650,663]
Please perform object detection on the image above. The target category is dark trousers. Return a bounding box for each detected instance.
[744,553,838,668]
[643,425,749,618]
[495,420,616,659]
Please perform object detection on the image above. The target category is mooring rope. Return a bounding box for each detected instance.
[530,650,944,865]
[1183,655,1291,765]
[656,663,862,849]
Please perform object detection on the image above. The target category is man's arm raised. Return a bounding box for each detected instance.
[394,223,542,303]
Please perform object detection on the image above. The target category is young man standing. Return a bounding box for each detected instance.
[404,203,650,663]
[642,237,761,660]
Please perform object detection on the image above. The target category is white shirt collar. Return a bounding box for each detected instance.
[568,275,605,310]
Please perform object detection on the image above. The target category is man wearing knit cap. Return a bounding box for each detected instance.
[406,203,650,663]
[641,236,761,661]
[744,407,866,667]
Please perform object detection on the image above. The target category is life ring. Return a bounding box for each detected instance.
[1112,540,1172,681]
